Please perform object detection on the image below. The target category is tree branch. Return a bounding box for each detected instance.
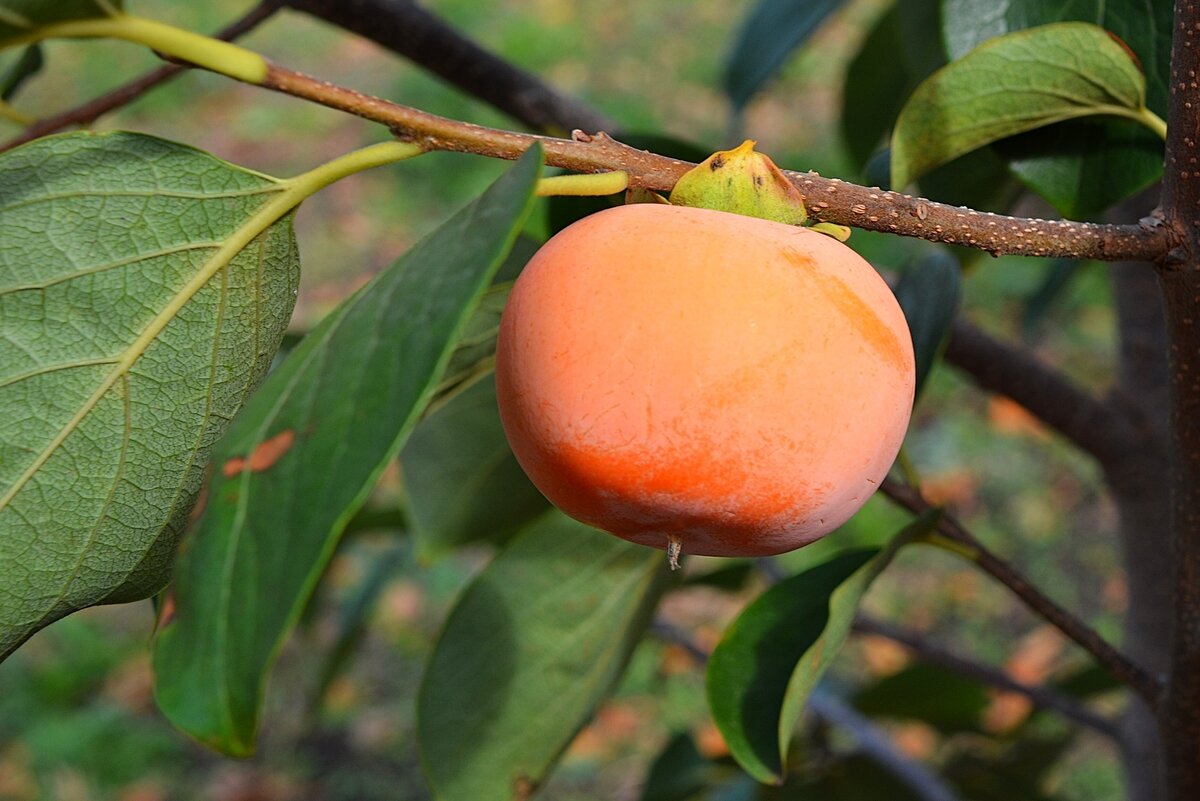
[942,318,1141,470]
[286,0,615,134]
[880,477,1163,706]
[852,614,1122,740]
[1155,2,1200,796]
[0,0,285,153]
[190,59,1167,262]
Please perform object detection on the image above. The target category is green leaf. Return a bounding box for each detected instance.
[418,511,670,801]
[0,132,298,660]
[1021,259,1082,341]
[891,251,962,399]
[401,375,550,557]
[891,22,1157,191]
[840,1,942,170]
[0,0,120,47]
[152,148,542,756]
[942,0,1172,115]
[640,732,712,801]
[682,560,756,593]
[310,542,407,714]
[426,282,510,409]
[853,661,989,733]
[916,147,1021,213]
[943,0,1172,216]
[706,512,940,784]
[0,43,41,100]
[997,118,1163,219]
[779,753,926,801]
[722,0,845,111]
[943,733,1075,801]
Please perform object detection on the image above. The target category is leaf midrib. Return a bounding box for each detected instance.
[0,182,294,514]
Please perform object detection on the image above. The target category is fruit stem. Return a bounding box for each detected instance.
[666,535,683,571]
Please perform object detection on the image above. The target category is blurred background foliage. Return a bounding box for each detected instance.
[0,0,1130,799]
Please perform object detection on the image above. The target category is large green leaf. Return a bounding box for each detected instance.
[0,0,119,46]
[942,0,1172,114]
[722,0,845,111]
[152,148,542,755]
[0,132,298,660]
[418,512,670,801]
[942,0,1172,217]
[401,374,549,558]
[706,512,940,784]
[891,22,1157,191]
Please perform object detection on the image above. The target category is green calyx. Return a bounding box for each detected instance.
[668,140,850,241]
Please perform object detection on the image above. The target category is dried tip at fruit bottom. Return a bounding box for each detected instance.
[667,534,683,571]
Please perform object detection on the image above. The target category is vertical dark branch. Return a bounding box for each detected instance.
[286,0,616,134]
[1157,3,1200,797]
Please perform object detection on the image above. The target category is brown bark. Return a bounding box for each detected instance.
[1156,3,1200,797]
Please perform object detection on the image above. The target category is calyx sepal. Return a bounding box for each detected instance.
[669,139,808,226]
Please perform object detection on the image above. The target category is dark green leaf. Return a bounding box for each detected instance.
[765,753,925,801]
[892,251,962,398]
[418,511,670,801]
[640,732,711,801]
[853,661,988,733]
[1052,662,1122,698]
[152,148,542,755]
[706,511,939,784]
[0,43,41,100]
[891,22,1156,191]
[310,542,407,714]
[942,0,1172,114]
[997,118,1163,219]
[1021,260,1082,341]
[943,733,1075,801]
[840,2,943,170]
[916,147,1021,214]
[0,0,121,47]
[942,0,1172,216]
[0,132,298,660]
[401,375,550,557]
[722,0,845,111]
[428,282,510,408]
[682,561,756,593]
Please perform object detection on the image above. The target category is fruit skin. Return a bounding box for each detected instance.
[495,204,915,558]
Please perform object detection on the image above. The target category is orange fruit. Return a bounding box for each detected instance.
[495,204,914,560]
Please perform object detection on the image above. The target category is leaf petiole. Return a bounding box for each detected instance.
[8,13,268,84]
[535,170,629,197]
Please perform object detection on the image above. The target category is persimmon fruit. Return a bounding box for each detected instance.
[494,203,915,563]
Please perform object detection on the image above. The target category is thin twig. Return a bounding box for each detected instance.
[1,0,286,153]
[852,614,1123,741]
[287,0,615,134]
[649,619,963,801]
[880,477,1163,706]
